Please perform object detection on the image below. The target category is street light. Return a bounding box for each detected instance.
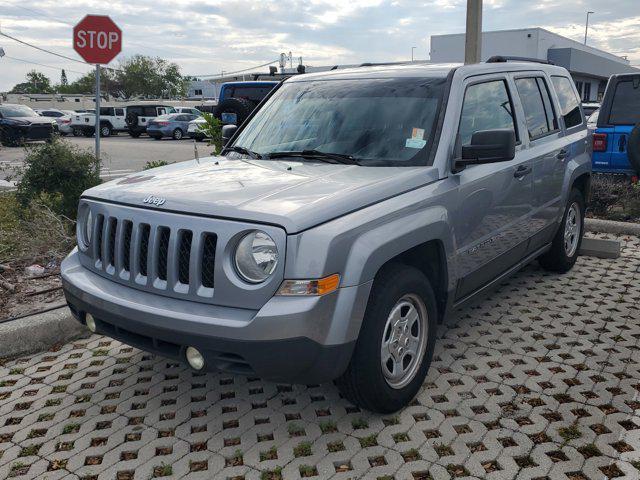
[584,11,594,45]
[411,46,417,62]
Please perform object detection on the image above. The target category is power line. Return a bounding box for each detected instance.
[4,55,88,75]
[0,31,88,65]
[191,59,279,78]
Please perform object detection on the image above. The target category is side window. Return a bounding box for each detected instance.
[515,77,555,139]
[551,76,583,128]
[536,78,559,132]
[458,79,516,146]
[143,107,157,116]
[115,108,124,116]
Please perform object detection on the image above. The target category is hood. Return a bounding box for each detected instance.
[84,156,441,233]
[5,116,53,125]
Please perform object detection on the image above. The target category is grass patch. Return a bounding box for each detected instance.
[558,424,582,441]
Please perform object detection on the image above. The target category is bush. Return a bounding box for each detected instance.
[143,160,171,170]
[197,112,223,152]
[0,192,74,263]
[14,137,100,219]
[589,175,640,222]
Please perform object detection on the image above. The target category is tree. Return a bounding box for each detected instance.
[117,55,186,99]
[60,69,68,87]
[10,70,53,94]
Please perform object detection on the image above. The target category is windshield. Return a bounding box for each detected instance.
[0,105,38,118]
[232,78,446,166]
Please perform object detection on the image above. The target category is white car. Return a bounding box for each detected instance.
[175,106,203,116]
[71,106,127,137]
[35,108,76,135]
[187,116,208,141]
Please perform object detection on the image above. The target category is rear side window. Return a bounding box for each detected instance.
[608,79,640,125]
[458,80,517,146]
[230,86,273,102]
[115,108,124,116]
[515,77,558,139]
[551,76,582,128]
[143,107,157,116]
[99,107,113,116]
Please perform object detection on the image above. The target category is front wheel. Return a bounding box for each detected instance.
[335,264,437,413]
[99,124,112,137]
[172,128,183,140]
[538,188,585,273]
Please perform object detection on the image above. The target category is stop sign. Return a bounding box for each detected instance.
[73,15,122,64]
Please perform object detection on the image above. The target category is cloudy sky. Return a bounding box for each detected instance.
[1,0,639,91]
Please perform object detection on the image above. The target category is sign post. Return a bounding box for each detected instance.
[73,15,122,161]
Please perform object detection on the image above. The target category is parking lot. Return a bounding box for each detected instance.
[1,232,638,480]
[0,135,204,183]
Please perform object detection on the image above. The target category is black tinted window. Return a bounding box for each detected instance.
[515,78,550,139]
[100,107,113,116]
[551,76,582,128]
[609,79,640,125]
[459,80,516,146]
[143,107,157,116]
[230,86,273,102]
[537,78,559,132]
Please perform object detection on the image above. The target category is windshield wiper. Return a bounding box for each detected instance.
[267,149,360,165]
[227,145,261,159]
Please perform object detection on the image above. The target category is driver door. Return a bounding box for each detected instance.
[452,76,533,300]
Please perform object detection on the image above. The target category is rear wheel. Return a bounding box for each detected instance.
[538,188,585,273]
[99,124,112,137]
[172,128,183,140]
[72,128,83,137]
[335,264,437,413]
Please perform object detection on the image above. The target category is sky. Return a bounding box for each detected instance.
[1,0,639,91]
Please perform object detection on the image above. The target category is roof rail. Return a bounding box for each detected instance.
[486,55,555,65]
[358,61,418,67]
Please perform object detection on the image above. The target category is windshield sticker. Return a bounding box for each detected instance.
[405,138,427,149]
[411,127,425,139]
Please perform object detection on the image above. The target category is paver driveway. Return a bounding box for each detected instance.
[1,234,639,480]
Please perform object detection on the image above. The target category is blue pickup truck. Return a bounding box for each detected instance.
[214,81,279,126]
[593,73,640,177]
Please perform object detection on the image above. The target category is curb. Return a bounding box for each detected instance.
[585,218,640,236]
[0,307,90,359]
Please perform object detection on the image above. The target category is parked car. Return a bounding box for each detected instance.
[125,104,176,137]
[581,102,600,117]
[174,106,202,116]
[35,108,76,135]
[215,81,278,125]
[62,59,591,413]
[0,103,57,146]
[593,73,640,176]
[70,106,127,137]
[147,113,199,140]
[187,116,208,141]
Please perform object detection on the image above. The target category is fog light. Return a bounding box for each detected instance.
[186,346,205,370]
[85,313,97,333]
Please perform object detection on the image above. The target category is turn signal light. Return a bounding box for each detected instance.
[593,133,607,152]
[276,274,340,296]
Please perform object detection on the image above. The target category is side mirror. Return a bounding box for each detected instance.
[221,124,237,146]
[457,129,516,169]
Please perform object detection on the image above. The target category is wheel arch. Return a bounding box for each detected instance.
[571,172,591,202]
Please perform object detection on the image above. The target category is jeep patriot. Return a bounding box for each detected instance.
[62,59,591,412]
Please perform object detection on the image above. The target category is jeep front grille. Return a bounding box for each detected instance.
[88,213,217,297]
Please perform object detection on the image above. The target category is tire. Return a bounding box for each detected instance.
[214,97,256,125]
[99,124,112,137]
[627,124,640,175]
[125,112,139,128]
[335,264,437,413]
[172,128,183,140]
[72,128,83,137]
[538,188,585,273]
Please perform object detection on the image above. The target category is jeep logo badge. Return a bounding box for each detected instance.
[142,195,166,207]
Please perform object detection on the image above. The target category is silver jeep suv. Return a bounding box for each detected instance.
[62,59,591,413]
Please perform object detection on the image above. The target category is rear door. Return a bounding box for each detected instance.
[512,75,565,247]
[453,75,533,300]
[114,108,126,130]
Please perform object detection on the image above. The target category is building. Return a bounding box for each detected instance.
[430,28,639,102]
[186,80,218,100]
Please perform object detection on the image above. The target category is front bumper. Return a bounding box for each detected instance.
[61,249,371,383]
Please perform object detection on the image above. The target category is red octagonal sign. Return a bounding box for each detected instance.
[73,15,122,64]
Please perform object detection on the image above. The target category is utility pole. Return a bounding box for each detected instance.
[584,11,594,45]
[464,0,482,64]
[411,46,416,61]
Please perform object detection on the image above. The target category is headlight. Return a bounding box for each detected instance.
[77,206,92,249]
[234,230,278,283]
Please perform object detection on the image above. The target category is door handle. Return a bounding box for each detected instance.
[513,165,532,179]
[557,149,569,160]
